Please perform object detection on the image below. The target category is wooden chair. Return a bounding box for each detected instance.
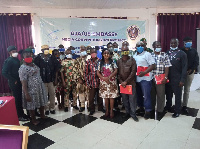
[0,125,29,149]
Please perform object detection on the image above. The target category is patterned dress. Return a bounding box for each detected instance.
[55,58,63,94]
[98,61,119,98]
[18,64,48,110]
[61,59,77,107]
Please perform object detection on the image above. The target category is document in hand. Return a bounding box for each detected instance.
[119,84,132,95]
[136,66,150,76]
[155,74,169,84]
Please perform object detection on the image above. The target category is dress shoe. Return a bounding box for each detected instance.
[50,110,55,114]
[98,109,106,113]
[73,106,79,110]
[45,111,49,115]
[64,107,68,112]
[132,116,139,122]
[89,111,95,115]
[144,112,151,120]
[182,106,189,114]
[136,108,145,114]
[172,113,180,118]
[122,113,130,118]
[79,107,85,112]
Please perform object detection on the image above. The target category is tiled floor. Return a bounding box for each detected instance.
[20,90,200,149]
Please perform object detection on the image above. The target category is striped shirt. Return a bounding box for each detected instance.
[84,58,100,88]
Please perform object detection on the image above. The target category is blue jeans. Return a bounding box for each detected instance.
[136,80,152,112]
[121,87,137,118]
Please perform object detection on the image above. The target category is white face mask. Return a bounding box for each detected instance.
[66,54,72,59]
[80,51,87,56]
[12,53,18,57]
[155,48,162,52]
[170,47,178,51]
[60,55,65,60]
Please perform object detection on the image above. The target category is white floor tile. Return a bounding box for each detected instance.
[79,119,120,138]
[105,125,149,148]
[185,128,200,148]
[57,130,103,149]
[38,122,78,142]
[46,143,67,149]
[28,129,36,136]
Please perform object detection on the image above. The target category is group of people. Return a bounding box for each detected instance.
[2,37,199,125]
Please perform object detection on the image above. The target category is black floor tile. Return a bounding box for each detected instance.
[23,117,60,132]
[63,113,97,128]
[181,107,199,117]
[28,133,54,149]
[192,118,200,130]
[100,111,129,124]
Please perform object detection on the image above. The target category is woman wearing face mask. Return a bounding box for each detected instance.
[97,49,119,118]
[151,41,171,119]
[165,38,187,118]
[133,41,155,120]
[18,48,48,125]
[61,49,78,112]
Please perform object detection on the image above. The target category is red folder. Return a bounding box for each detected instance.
[119,84,132,95]
[136,66,150,76]
[155,74,169,84]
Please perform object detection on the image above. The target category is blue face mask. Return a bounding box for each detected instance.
[136,46,144,53]
[185,42,192,48]
[170,47,178,51]
[71,50,75,54]
[32,49,35,54]
[114,48,118,52]
[80,51,87,56]
[155,48,162,52]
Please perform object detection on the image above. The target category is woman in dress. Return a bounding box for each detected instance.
[97,49,119,118]
[19,48,48,125]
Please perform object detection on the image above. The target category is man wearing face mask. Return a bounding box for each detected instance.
[2,45,29,121]
[85,48,104,115]
[181,37,199,114]
[133,41,155,119]
[61,49,78,112]
[112,42,120,63]
[73,45,89,112]
[117,45,138,121]
[34,45,61,115]
[151,41,172,119]
[58,44,66,60]
[140,38,153,53]
[165,38,187,118]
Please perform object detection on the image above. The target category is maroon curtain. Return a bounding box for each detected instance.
[0,13,33,94]
[157,13,200,52]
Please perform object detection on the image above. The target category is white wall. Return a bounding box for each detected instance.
[0,7,200,53]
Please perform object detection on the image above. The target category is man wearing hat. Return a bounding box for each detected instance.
[34,45,61,115]
[2,45,29,121]
[140,38,153,53]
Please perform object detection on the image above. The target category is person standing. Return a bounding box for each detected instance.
[73,45,89,112]
[19,48,48,125]
[2,46,29,121]
[97,49,119,118]
[34,45,61,115]
[181,37,199,114]
[165,38,187,118]
[133,41,155,120]
[85,48,104,115]
[151,41,171,118]
[118,45,139,122]
[61,49,78,112]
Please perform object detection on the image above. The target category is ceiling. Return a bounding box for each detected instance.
[0,0,200,9]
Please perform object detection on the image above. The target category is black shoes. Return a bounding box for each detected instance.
[64,107,68,112]
[144,112,151,120]
[45,111,49,115]
[164,106,173,112]
[50,110,55,114]
[132,116,139,122]
[89,111,95,115]
[122,113,130,118]
[172,113,180,118]
[182,106,189,114]
[73,106,79,110]
[136,108,145,115]
[79,107,85,112]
